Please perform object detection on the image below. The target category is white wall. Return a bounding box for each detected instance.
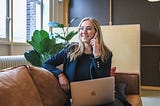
[0,44,10,55]
[0,43,31,56]
[101,24,140,73]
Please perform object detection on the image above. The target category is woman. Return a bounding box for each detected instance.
[42,17,113,105]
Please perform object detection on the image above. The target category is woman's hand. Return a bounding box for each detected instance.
[90,32,100,58]
[58,73,70,92]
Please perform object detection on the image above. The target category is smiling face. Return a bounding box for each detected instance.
[79,20,96,44]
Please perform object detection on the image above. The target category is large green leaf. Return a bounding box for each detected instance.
[27,30,56,54]
[39,37,56,53]
[28,30,48,44]
[27,30,50,53]
[24,50,42,66]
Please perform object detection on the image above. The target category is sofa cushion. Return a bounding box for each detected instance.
[115,73,140,95]
[0,65,43,106]
[28,65,68,106]
[126,95,142,106]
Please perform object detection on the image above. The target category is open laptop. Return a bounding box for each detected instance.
[71,77,115,106]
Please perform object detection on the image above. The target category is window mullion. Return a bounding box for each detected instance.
[6,0,12,41]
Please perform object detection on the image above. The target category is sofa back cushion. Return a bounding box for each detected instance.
[0,65,43,106]
[28,65,68,106]
[115,73,140,95]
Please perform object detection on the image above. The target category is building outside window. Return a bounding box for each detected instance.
[0,0,42,42]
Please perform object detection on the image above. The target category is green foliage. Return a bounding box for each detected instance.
[24,30,57,66]
[24,50,42,66]
[24,18,78,67]
[27,30,56,54]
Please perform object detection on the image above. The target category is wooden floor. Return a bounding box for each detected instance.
[141,86,160,91]
[141,89,160,106]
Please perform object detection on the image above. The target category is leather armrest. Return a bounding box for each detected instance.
[28,65,67,106]
[115,73,140,95]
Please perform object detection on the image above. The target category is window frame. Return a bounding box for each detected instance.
[0,0,43,43]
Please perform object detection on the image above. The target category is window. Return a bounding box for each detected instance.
[0,0,42,42]
[13,0,26,42]
[0,0,7,39]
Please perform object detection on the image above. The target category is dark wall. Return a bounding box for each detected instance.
[69,0,110,26]
[112,0,160,44]
[69,0,160,45]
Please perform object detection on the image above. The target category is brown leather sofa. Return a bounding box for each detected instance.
[0,65,142,106]
[115,73,142,106]
[0,65,67,106]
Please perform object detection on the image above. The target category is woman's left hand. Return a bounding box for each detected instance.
[90,32,100,58]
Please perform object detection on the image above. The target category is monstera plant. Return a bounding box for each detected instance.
[24,18,78,67]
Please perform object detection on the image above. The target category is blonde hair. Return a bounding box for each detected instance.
[68,17,110,61]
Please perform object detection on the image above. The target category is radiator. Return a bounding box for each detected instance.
[0,55,30,70]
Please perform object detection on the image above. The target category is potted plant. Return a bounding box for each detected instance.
[24,18,78,67]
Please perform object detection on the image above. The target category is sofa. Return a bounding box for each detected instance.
[0,55,142,106]
[0,65,68,106]
[115,73,142,106]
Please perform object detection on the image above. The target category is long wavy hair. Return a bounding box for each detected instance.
[68,17,110,62]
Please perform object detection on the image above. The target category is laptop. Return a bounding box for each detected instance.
[70,77,115,106]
